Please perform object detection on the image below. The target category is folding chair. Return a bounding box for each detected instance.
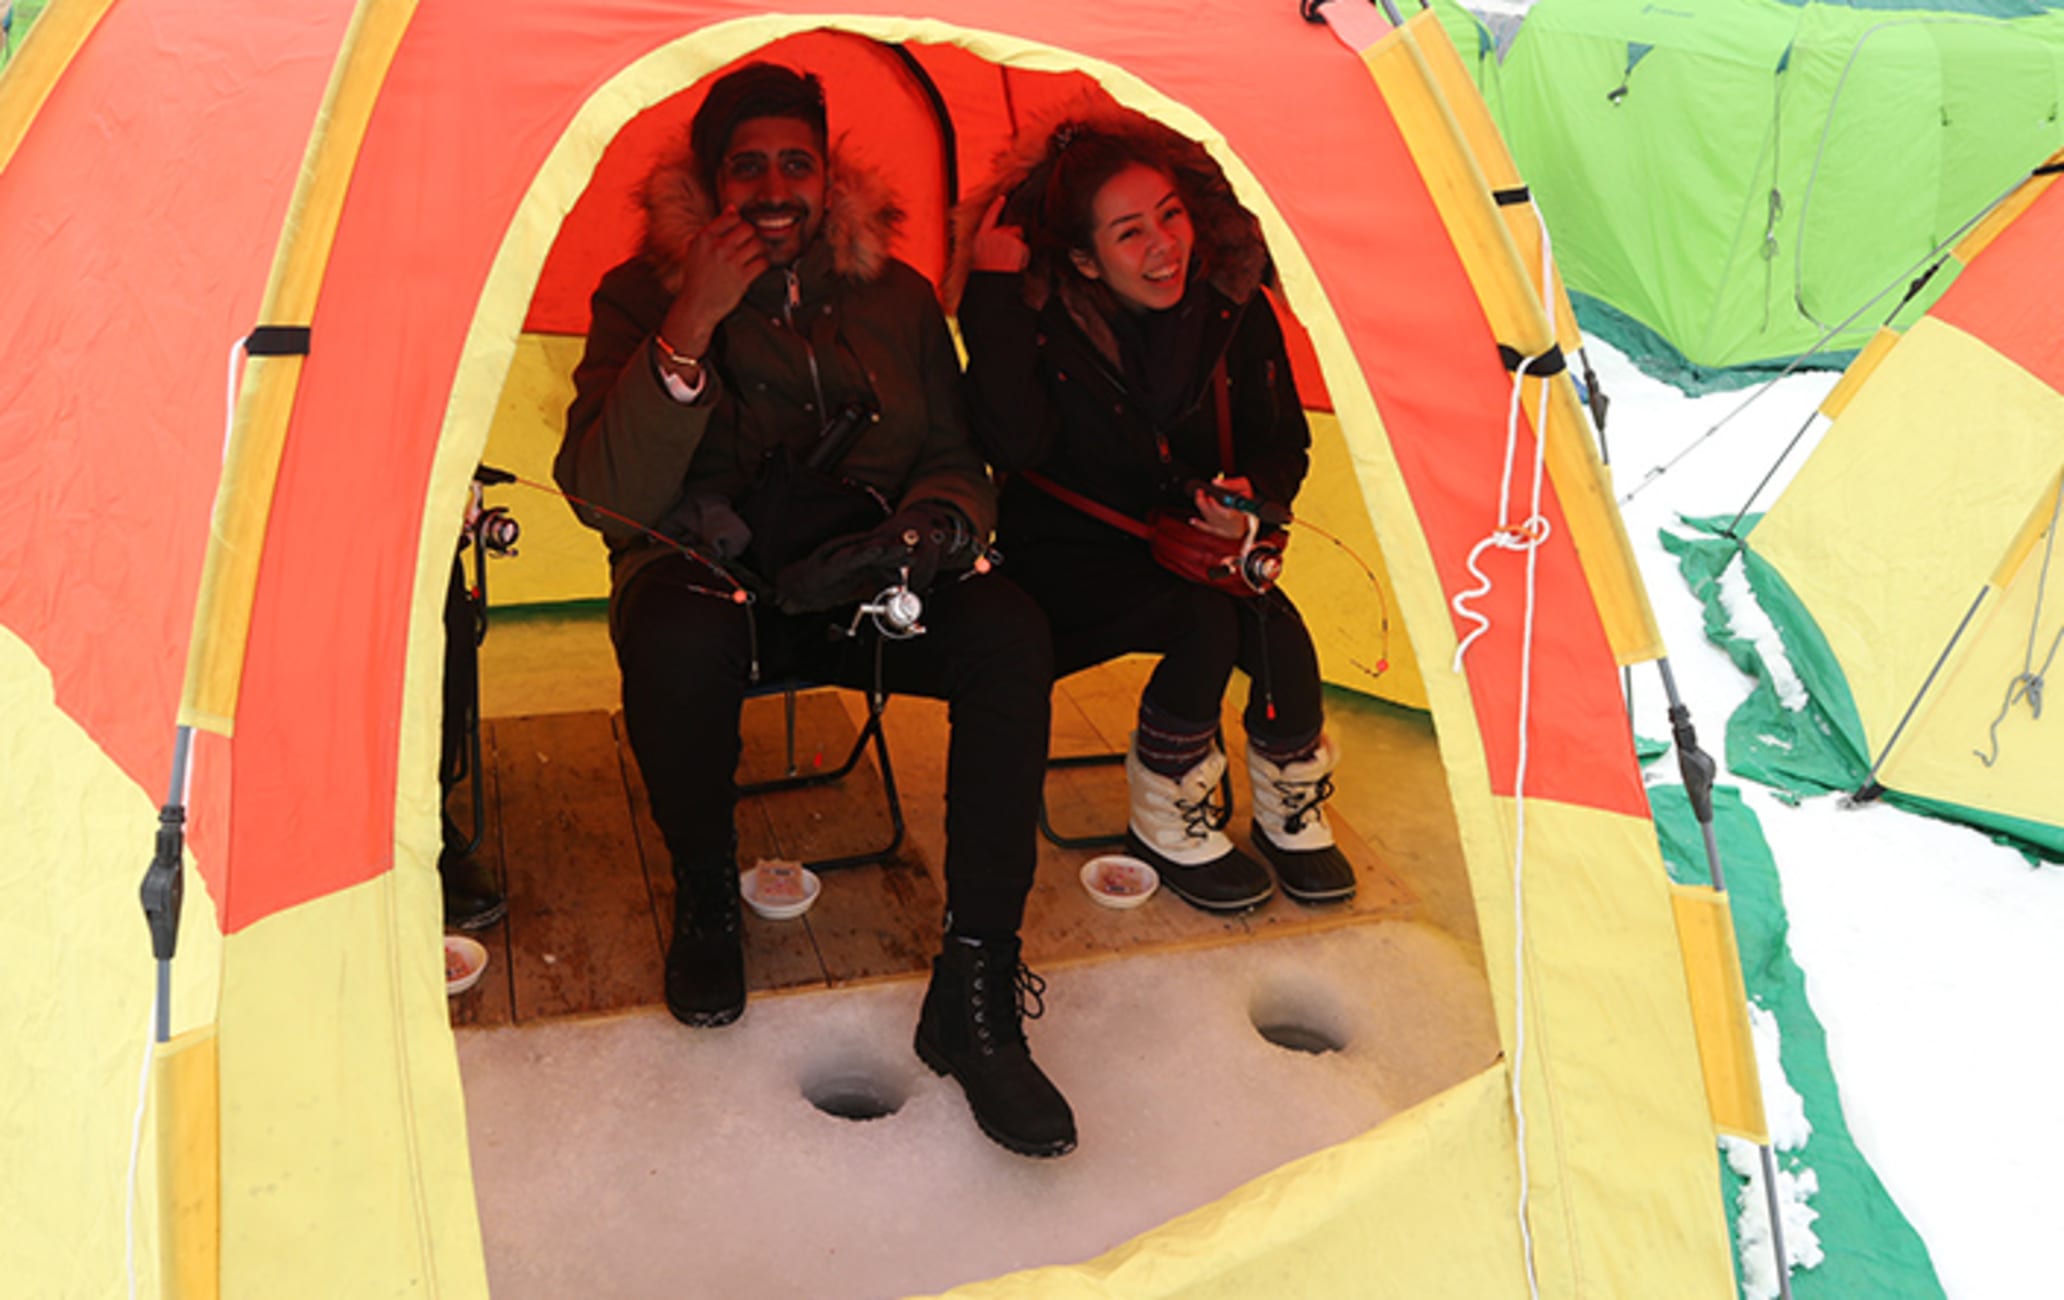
[738,674,905,874]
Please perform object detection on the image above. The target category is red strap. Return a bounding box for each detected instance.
[1021,355,1234,536]
[1017,470,1151,538]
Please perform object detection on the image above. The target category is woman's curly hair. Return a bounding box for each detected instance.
[946,98,1270,318]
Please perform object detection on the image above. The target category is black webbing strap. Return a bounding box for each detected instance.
[245,326,312,357]
[1498,342,1567,378]
[2034,161,2064,177]
[1492,186,1531,207]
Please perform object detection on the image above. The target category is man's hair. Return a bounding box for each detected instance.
[689,62,829,192]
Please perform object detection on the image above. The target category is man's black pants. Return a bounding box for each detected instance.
[613,554,1054,939]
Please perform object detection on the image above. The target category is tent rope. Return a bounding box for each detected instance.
[1450,350,1554,673]
[1448,209,1563,1300]
[1975,479,2063,766]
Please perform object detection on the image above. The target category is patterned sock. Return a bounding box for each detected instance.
[1135,697,1220,778]
[1249,724,1322,768]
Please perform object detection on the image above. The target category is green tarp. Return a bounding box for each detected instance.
[1664,516,2064,860]
[1648,782,1946,1299]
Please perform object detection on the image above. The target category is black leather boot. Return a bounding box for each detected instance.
[438,847,507,932]
[666,863,746,1028]
[914,936,1076,1158]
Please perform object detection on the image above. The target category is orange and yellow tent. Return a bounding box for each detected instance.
[1716,148,2064,858]
[2,2,1749,1295]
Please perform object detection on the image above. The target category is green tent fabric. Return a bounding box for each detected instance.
[1,0,50,68]
[1648,782,1947,1299]
[1663,516,2064,860]
[1499,0,2064,388]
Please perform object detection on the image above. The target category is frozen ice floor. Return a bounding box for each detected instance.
[459,920,1498,1299]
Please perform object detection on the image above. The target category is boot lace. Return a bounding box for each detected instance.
[1273,773,1336,835]
[969,958,1048,1054]
[1176,783,1232,839]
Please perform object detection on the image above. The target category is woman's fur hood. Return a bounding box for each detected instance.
[641,131,905,294]
[943,99,1272,363]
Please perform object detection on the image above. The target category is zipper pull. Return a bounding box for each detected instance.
[785,267,801,314]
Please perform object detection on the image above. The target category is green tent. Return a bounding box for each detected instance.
[1499,0,2064,388]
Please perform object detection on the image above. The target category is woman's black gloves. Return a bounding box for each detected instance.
[774,501,978,614]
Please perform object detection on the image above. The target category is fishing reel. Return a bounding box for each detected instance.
[848,567,925,640]
[466,464,521,558]
[1233,528,1286,593]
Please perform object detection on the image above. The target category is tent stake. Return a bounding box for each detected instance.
[1657,659,1794,1300]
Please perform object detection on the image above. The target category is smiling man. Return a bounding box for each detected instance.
[556,64,1076,1158]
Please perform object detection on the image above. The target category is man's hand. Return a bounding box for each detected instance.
[774,502,976,614]
[659,208,769,358]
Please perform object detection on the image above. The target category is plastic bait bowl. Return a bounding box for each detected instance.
[1080,854,1159,909]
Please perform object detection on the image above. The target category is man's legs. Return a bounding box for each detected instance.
[848,572,1076,1157]
[614,556,756,1026]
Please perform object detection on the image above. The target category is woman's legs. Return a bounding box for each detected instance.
[1230,592,1356,903]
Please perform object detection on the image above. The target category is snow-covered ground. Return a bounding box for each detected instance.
[1601,341,2064,1300]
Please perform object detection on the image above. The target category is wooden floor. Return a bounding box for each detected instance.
[450,658,1427,1028]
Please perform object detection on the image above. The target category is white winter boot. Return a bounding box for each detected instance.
[1247,734,1357,903]
[1124,739,1274,913]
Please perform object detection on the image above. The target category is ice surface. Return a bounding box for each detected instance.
[459,923,1497,1299]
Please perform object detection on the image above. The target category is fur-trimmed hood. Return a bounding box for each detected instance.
[943,100,1272,365]
[640,132,905,294]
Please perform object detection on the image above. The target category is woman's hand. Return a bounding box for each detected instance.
[971,195,1030,273]
[1190,475,1256,540]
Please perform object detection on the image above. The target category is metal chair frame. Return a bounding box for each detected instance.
[738,667,905,874]
[1037,730,1232,851]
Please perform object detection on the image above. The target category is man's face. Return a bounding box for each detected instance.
[715,115,827,269]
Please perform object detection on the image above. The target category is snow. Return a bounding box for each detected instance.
[1601,339,2064,1300]
[1721,1004,1820,1300]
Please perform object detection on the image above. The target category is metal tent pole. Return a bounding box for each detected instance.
[1658,658,1793,1300]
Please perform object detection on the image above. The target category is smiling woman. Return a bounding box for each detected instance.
[952,106,1359,914]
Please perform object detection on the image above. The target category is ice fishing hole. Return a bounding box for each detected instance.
[1249,975,1353,1056]
[801,1055,909,1122]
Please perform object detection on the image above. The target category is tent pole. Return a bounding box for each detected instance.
[1656,659,1794,1300]
[140,725,195,1043]
[1857,586,1989,801]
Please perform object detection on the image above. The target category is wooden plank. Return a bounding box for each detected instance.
[466,665,1447,1025]
[1038,687,1130,850]
[758,691,944,986]
[497,711,664,1021]
[617,711,828,1000]
[1024,664,1253,965]
[447,720,514,1028]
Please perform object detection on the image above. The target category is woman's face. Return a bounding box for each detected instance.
[1072,164,1193,313]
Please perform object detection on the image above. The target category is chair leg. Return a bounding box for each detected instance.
[1036,733,1235,850]
[737,690,905,873]
[1038,753,1129,850]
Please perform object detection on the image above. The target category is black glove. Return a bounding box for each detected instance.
[774,501,975,615]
